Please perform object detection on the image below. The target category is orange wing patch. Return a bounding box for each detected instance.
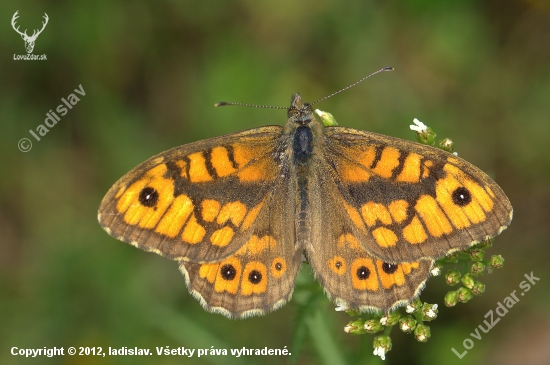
[343,202,367,232]
[116,164,174,228]
[188,152,213,182]
[347,145,377,168]
[371,147,401,178]
[396,153,422,183]
[235,235,277,255]
[241,262,268,295]
[271,257,287,278]
[377,261,420,289]
[351,258,379,291]
[242,200,265,230]
[210,146,238,177]
[155,194,194,237]
[210,226,235,247]
[372,227,398,248]
[181,213,206,244]
[402,216,428,244]
[328,256,347,275]
[361,202,392,227]
[338,160,371,182]
[217,201,247,226]
[201,200,221,222]
[415,195,453,237]
[388,200,408,223]
[231,143,277,182]
[337,233,362,250]
[199,257,242,294]
[421,160,433,179]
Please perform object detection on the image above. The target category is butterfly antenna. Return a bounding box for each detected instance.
[214,101,287,109]
[310,66,394,106]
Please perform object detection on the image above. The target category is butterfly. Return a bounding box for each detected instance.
[98,76,513,319]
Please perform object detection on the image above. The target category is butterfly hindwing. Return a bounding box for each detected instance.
[179,170,303,318]
[306,169,433,311]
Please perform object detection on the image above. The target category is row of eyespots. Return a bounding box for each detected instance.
[327,256,418,290]
[198,257,287,295]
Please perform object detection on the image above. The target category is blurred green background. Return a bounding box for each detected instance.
[1,0,549,364]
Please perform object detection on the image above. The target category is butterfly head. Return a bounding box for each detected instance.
[288,93,314,126]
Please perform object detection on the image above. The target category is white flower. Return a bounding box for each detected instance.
[425,304,438,319]
[406,304,416,313]
[453,152,458,156]
[335,302,349,312]
[416,333,428,342]
[430,266,441,276]
[400,322,411,332]
[373,346,386,361]
[379,316,389,325]
[410,118,428,133]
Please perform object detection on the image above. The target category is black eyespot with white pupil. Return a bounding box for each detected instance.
[138,187,159,207]
[220,264,237,281]
[335,261,342,269]
[382,262,398,274]
[275,262,282,271]
[452,186,472,206]
[356,266,370,280]
[248,270,262,284]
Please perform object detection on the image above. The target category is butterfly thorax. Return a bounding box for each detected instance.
[286,93,322,164]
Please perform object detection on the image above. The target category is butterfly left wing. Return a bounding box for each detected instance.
[98,126,285,263]
[320,126,513,263]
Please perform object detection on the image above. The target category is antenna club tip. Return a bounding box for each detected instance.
[384,66,394,71]
[214,102,227,107]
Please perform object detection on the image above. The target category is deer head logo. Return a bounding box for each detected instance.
[12,11,49,54]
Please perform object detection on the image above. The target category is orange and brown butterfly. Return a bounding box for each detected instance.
[98,68,512,319]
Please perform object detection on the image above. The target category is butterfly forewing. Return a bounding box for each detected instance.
[322,127,513,263]
[98,126,286,263]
